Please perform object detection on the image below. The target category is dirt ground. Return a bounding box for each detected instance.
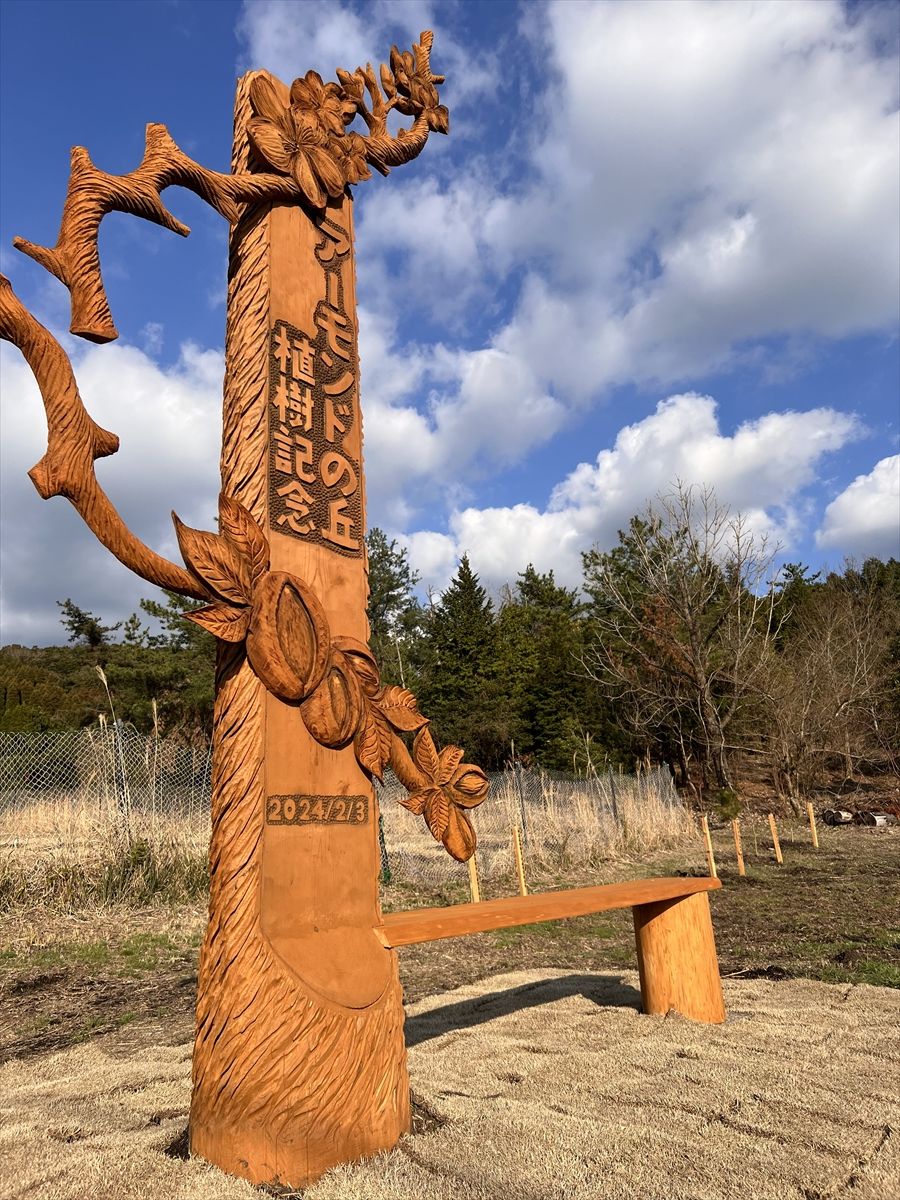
[0,822,897,1197]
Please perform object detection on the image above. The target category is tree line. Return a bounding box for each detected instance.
[2,485,897,806]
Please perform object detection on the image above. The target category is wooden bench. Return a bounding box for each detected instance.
[377,876,725,1024]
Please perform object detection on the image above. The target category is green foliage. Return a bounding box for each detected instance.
[417,555,508,767]
[1,591,214,740]
[365,528,422,689]
[57,599,121,649]
[712,788,741,820]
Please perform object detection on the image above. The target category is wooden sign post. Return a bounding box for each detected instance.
[0,33,488,1189]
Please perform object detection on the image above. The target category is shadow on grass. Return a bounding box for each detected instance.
[405,972,641,1047]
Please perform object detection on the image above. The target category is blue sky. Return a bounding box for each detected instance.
[1,0,898,645]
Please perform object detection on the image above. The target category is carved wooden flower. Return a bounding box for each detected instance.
[334,132,372,185]
[400,727,488,862]
[248,76,345,209]
[289,71,356,137]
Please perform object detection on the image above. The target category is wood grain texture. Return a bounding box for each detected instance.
[633,891,726,1024]
[379,877,722,947]
[189,71,409,1190]
[13,33,447,344]
[0,276,208,599]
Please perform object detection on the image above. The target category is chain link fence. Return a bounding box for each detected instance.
[0,726,212,855]
[0,729,692,884]
[378,762,689,888]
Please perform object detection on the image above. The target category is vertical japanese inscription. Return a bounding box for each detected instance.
[268,217,363,555]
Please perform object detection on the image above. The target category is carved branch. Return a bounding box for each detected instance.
[0,274,208,598]
[13,124,302,344]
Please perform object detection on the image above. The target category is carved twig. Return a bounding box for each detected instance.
[13,123,302,343]
[0,274,208,598]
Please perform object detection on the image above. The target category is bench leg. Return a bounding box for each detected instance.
[632,891,725,1024]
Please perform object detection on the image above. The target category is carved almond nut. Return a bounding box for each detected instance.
[301,650,364,748]
[332,635,381,697]
[446,763,489,808]
[443,805,477,862]
[246,571,330,701]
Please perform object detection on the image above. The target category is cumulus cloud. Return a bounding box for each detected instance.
[236,0,497,114]
[357,306,563,527]
[0,341,222,646]
[405,394,864,593]
[332,0,900,401]
[816,455,900,560]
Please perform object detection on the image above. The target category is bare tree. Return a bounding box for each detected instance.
[583,483,780,795]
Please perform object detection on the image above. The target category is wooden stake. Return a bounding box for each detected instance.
[767,812,783,864]
[731,818,746,876]
[806,801,819,849]
[700,814,718,879]
[468,853,481,903]
[511,823,528,896]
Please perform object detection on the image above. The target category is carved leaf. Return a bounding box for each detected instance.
[424,787,450,841]
[218,494,268,585]
[185,603,250,643]
[173,513,250,605]
[443,806,476,862]
[380,685,428,732]
[250,74,287,125]
[247,118,293,175]
[413,726,441,782]
[399,788,429,817]
[438,744,463,786]
[354,704,391,781]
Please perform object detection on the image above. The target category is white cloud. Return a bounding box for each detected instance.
[356,306,563,527]
[236,0,497,113]
[0,341,222,645]
[816,455,900,559]
[343,0,900,400]
[406,393,864,593]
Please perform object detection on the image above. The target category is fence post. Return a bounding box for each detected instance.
[806,802,819,849]
[511,823,528,896]
[468,853,481,903]
[607,766,620,824]
[511,740,529,847]
[700,814,717,879]
[767,813,784,864]
[731,818,746,876]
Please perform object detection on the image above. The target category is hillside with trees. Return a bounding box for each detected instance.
[2,487,897,806]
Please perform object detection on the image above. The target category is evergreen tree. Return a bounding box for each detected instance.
[56,599,121,649]
[418,555,507,767]
[365,528,422,688]
[498,565,627,770]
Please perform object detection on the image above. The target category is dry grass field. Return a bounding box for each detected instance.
[0,814,897,1198]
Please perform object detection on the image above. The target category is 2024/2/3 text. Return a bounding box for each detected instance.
[266,794,369,826]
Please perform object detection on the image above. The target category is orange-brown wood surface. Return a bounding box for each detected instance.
[633,891,726,1023]
[379,877,721,947]
[0,26,734,1189]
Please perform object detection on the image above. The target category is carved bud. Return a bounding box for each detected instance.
[246,571,330,702]
[300,650,364,748]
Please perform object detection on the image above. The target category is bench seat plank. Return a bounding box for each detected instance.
[378,876,720,948]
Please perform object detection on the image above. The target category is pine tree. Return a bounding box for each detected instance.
[56,599,121,650]
[418,555,508,767]
[365,528,422,687]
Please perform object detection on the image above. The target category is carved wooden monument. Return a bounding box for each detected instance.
[1,33,489,1186]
